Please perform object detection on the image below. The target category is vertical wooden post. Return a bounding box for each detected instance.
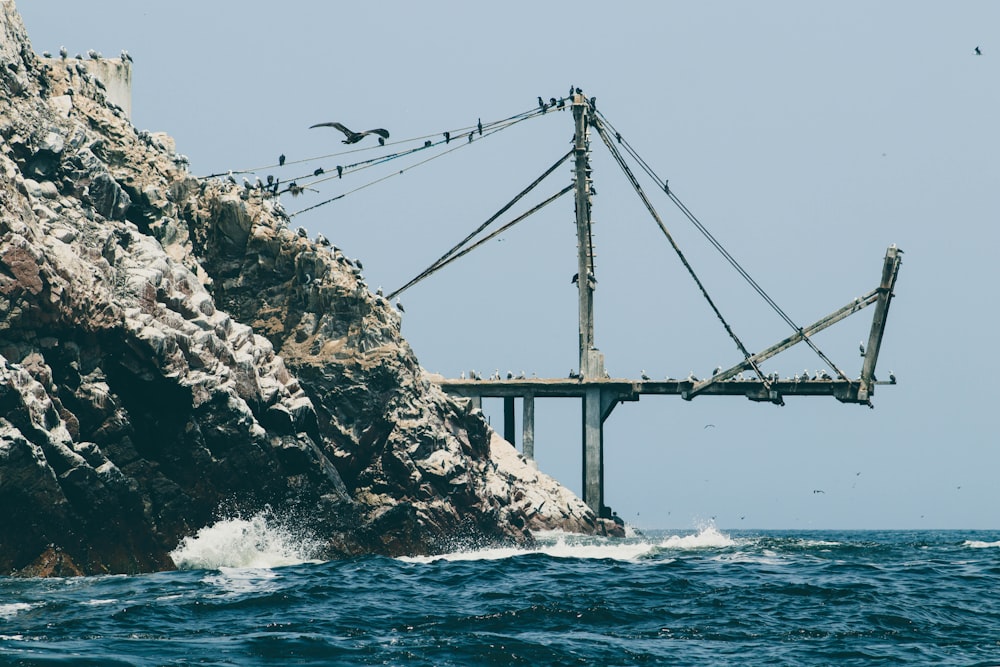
[582,386,604,515]
[522,392,535,459]
[504,396,516,445]
[574,92,606,516]
[572,94,597,379]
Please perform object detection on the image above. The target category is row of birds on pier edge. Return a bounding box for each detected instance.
[458,367,897,384]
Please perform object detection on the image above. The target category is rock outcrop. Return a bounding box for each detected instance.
[0,0,620,576]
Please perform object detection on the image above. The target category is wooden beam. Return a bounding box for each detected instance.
[858,244,903,401]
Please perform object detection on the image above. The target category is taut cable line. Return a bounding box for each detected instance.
[591,116,771,387]
[387,150,575,300]
[287,109,553,218]
[594,110,849,381]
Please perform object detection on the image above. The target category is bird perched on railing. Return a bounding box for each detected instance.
[309,122,390,145]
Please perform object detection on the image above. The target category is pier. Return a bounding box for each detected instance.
[394,92,903,519]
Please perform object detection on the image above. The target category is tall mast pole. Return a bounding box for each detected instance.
[572,93,601,379]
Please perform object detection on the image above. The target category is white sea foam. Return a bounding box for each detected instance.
[398,536,657,564]
[0,603,38,620]
[963,540,1000,549]
[659,525,736,550]
[398,525,735,564]
[170,512,321,570]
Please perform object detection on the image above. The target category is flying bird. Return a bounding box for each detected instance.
[974,46,982,55]
[310,122,390,145]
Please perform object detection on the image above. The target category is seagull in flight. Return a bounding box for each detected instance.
[310,122,390,145]
[974,46,982,55]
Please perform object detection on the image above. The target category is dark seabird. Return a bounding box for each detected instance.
[507,371,513,379]
[310,122,390,145]
[974,46,982,55]
[556,97,565,109]
[444,131,450,144]
[59,46,68,60]
[120,49,133,63]
[42,51,51,58]
[356,259,364,270]
[713,366,722,376]
[424,140,432,148]
[477,118,483,135]
[266,174,274,185]
[549,97,557,108]
[313,167,324,176]
[889,371,897,384]
[571,272,579,284]
[395,299,405,313]
[379,137,385,146]
[538,96,546,111]
[336,165,343,178]
[640,370,651,381]
[615,131,622,143]
[279,154,286,166]
[813,489,825,494]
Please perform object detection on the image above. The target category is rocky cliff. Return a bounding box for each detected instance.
[0,1,620,576]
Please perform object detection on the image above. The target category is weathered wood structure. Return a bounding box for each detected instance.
[431,92,902,518]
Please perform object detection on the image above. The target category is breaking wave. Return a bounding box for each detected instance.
[170,510,321,570]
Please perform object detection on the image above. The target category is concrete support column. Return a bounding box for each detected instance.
[582,387,604,515]
[522,392,535,459]
[503,396,516,445]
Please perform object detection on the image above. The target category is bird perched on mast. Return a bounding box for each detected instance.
[309,122,390,145]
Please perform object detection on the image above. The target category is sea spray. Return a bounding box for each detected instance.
[170,510,321,570]
[399,525,733,563]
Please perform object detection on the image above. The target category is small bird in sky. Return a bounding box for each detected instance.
[310,122,390,145]
[813,489,825,494]
[974,46,982,55]
[704,424,716,429]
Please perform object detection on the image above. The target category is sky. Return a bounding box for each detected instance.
[18,1,999,531]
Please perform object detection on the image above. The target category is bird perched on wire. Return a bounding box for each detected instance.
[310,122,390,145]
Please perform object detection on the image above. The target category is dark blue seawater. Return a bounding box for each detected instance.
[2,524,1000,666]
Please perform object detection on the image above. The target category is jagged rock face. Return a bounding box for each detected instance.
[0,1,619,576]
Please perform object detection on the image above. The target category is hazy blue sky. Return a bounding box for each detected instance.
[19,1,999,530]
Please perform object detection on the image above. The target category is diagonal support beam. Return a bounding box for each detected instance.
[687,244,902,400]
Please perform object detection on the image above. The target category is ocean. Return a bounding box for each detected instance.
[2,518,999,666]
